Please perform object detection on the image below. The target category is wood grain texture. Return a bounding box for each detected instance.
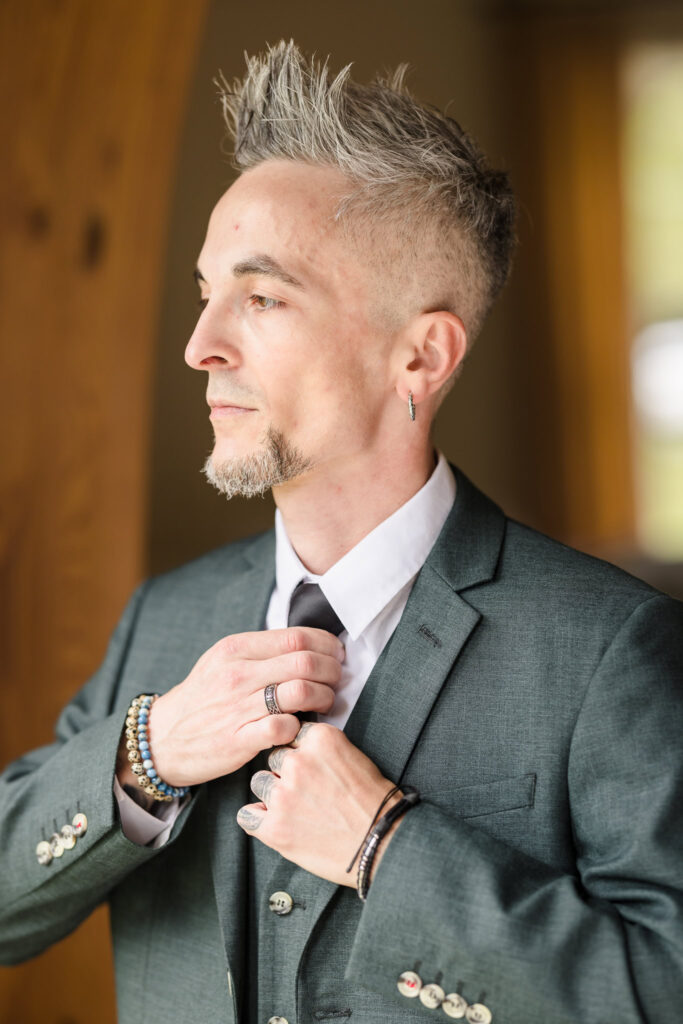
[534,19,635,548]
[0,1,208,1020]
[496,10,636,549]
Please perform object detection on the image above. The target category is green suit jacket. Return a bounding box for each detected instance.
[1,468,682,1023]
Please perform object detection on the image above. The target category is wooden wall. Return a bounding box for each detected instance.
[492,9,636,551]
[0,2,207,1020]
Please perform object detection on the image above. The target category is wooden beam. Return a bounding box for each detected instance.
[0,1,208,1019]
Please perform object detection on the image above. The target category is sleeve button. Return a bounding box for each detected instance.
[49,833,64,858]
[72,812,88,836]
[60,824,77,850]
[420,983,446,1009]
[442,992,468,1017]
[36,840,53,866]
[466,1003,492,1024]
[397,970,423,997]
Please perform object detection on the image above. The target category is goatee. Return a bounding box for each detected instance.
[202,426,313,499]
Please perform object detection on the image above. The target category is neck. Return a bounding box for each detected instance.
[272,443,437,575]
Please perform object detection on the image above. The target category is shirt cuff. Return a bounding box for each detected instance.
[113,774,184,848]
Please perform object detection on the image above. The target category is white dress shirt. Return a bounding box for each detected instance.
[114,451,456,845]
[266,451,456,729]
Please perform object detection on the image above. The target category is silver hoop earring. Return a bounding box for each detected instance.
[408,391,416,422]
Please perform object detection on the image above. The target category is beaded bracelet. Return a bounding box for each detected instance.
[346,785,421,902]
[124,694,190,802]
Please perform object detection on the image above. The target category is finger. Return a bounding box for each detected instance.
[268,746,291,773]
[289,720,317,747]
[250,770,278,805]
[242,679,333,729]
[237,711,301,753]
[236,801,266,833]
[248,650,344,691]
[218,627,345,664]
[240,680,336,727]
[265,679,336,717]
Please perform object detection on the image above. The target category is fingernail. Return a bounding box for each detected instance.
[336,643,346,661]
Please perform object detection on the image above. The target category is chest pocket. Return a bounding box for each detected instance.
[428,771,536,819]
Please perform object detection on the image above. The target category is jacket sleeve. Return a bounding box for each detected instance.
[0,582,201,966]
[345,593,683,1024]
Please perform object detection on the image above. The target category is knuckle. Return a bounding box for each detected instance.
[324,721,340,743]
[322,686,335,712]
[266,716,282,742]
[282,715,301,745]
[310,721,332,748]
[286,627,307,653]
[290,678,312,706]
[275,782,293,814]
[226,662,246,688]
[284,755,301,784]
[218,634,241,659]
[296,651,315,677]
[268,714,295,745]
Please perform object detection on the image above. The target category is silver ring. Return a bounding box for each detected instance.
[264,683,282,715]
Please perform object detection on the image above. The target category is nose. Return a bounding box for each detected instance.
[184,303,242,371]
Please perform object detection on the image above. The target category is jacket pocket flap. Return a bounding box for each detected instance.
[429,772,536,819]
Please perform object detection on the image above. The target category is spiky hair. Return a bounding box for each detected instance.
[215,40,516,342]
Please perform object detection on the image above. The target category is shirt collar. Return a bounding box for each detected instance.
[274,452,456,641]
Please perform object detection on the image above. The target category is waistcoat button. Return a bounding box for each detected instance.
[269,890,294,915]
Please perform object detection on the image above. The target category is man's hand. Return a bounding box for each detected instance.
[118,628,345,790]
[236,722,404,887]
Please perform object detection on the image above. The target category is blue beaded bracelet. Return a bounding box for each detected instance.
[124,694,190,802]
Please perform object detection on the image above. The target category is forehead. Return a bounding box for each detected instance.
[200,160,352,277]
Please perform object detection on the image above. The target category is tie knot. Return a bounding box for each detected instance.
[287,582,345,637]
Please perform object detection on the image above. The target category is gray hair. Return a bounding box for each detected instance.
[216,40,516,343]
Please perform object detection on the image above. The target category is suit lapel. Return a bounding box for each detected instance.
[348,465,505,780]
[296,467,506,943]
[204,530,276,1013]
[343,563,481,779]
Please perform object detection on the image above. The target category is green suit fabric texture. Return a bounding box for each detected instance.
[1,467,682,1023]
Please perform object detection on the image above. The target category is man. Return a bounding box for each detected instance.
[1,40,682,1024]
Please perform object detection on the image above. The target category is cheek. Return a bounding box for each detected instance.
[255,309,388,421]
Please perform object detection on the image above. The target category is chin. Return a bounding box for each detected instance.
[202,426,314,500]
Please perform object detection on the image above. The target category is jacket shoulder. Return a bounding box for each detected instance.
[144,529,274,600]
[500,516,665,615]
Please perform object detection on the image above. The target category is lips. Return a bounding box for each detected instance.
[208,401,256,419]
[208,399,255,411]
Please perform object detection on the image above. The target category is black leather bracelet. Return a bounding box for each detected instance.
[356,786,420,901]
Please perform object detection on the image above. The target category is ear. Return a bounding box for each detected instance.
[393,310,467,408]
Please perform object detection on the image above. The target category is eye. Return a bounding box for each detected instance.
[250,294,284,311]
[197,297,209,312]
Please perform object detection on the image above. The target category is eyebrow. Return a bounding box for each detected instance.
[193,254,305,290]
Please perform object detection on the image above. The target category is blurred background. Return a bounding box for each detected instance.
[1,0,682,1019]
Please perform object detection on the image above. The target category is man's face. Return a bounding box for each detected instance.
[186,160,397,496]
